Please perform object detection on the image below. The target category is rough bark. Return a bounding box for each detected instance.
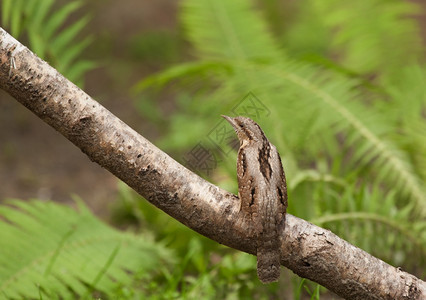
[0,27,424,300]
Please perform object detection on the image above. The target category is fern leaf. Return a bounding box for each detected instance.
[44,1,84,41]
[9,0,25,37]
[1,0,95,87]
[60,37,93,71]
[0,199,173,299]
[311,186,426,268]
[173,0,426,215]
[27,26,47,58]
[27,0,55,29]
[263,63,425,213]
[181,0,282,61]
[311,0,422,76]
[313,212,422,249]
[66,60,98,85]
[134,61,232,92]
[51,15,91,55]
[1,0,13,26]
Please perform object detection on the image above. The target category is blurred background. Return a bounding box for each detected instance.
[0,0,182,215]
[0,0,425,299]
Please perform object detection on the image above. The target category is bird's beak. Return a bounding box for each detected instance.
[222,115,238,129]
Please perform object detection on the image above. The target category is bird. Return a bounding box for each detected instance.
[222,115,287,283]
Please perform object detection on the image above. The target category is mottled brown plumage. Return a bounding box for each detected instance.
[223,115,287,284]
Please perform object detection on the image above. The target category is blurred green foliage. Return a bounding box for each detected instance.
[1,0,96,86]
[135,0,426,296]
[1,0,425,298]
[111,182,320,300]
[0,198,174,299]
[127,30,181,65]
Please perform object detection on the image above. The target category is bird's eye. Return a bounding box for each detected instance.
[239,124,244,128]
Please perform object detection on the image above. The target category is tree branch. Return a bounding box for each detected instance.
[0,27,424,300]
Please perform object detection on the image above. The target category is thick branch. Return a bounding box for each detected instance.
[0,28,424,300]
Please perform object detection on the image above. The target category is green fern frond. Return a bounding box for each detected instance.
[311,186,426,268]
[44,1,83,40]
[313,212,423,250]
[1,0,95,86]
[410,121,426,180]
[167,0,426,215]
[134,61,233,92]
[260,63,425,214]
[381,65,426,182]
[1,0,29,37]
[138,0,426,216]
[311,0,422,76]
[289,169,347,191]
[181,0,282,61]
[0,199,173,299]
[1,0,12,29]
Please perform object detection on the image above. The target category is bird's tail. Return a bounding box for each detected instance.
[257,238,281,284]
